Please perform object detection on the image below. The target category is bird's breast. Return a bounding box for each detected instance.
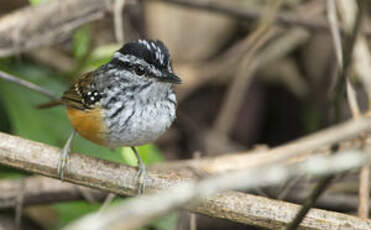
[103,99,176,147]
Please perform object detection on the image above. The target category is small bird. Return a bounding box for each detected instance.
[42,39,181,193]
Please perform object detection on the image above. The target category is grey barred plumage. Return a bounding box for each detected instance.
[56,39,181,193]
[82,39,179,147]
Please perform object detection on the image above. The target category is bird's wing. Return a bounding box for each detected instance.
[61,71,96,110]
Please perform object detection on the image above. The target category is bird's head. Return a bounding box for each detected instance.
[111,39,181,85]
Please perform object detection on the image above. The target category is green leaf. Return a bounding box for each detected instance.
[121,144,164,166]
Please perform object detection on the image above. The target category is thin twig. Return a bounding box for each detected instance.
[284,176,336,230]
[359,156,370,218]
[277,175,304,200]
[328,0,361,118]
[189,213,196,230]
[14,179,24,230]
[113,0,125,44]
[327,0,343,67]
[0,70,58,100]
[284,188,371,213]
[97,193,116,215]
[333,0,363,107]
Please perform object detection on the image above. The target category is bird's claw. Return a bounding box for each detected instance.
[57,152,68,181]
[57,131,75,181]
[135,163,146,194]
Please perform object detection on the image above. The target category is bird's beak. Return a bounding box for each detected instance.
[163,72,182,84]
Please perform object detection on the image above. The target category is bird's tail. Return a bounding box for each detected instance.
[36,100,63,109]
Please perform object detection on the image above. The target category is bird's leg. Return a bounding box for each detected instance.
[58,131,75,181]
[131,146,146,194]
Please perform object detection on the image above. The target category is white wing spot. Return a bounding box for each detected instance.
[169,93,176,102]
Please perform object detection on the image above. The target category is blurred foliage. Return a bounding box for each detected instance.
[85,44,121,71]
[28,0,50,5]
[73,26,91,62]
[53,201,102,230]
[53,200,178,230]
[0,27,169,229]
[122,145,163,166]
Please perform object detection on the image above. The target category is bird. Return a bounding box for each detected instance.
[40,39,181,193]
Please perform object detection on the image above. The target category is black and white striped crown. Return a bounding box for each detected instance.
[117,39,171,71]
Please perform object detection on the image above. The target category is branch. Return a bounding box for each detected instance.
[283,1,367,228]
[1,116,371,186]
[65,150,371,230]
[153,0,371,37]
[2,0,371,57]
[337,0,370,219]
[0,175,367,214]
[1,175,370,230]
[284,175,336,230]
[1,116,371,228]
[113,0,126,44]
[157,116,371,175]
[0,176,107,209]
[0,0,113,56]
[285,190,371,213]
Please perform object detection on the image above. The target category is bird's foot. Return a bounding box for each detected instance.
[135,162,146,194]
[57,131,75,181]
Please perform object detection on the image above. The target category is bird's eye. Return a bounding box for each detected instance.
[135,65,146,76]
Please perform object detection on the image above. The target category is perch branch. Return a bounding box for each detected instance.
[0,115,371,228]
